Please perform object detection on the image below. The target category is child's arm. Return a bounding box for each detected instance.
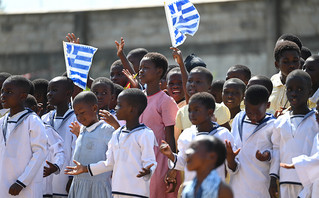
[66,33,80,44]
[136,164,154,177]
[256,150,271,161]
[160,140,175,162]
[99,110,120,130]
[69,121,81,137]
[171,47,189,103]
[122,69,139,89]
[218,182,234,198]
[115,37,136,75]
[225,140,240,172]
[269,126,280,198]
[165,126,176,154]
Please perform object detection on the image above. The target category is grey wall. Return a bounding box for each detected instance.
[0,0,319,81]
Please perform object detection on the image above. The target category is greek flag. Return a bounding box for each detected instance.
[63,41,97,89]
[165,0,200,47]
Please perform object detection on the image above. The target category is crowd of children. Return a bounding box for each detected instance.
[0,32,319,198]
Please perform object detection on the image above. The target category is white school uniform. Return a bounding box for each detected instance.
[43,125,65,196]
[42,109,77,197]
[270,110,319,198]
[228,111,275,198]
[88,124,157,198]
[0,109,48,198]
[169,123,234,182]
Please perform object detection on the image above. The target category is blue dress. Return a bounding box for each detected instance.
[68,121,114,198]
[182,169,221,198]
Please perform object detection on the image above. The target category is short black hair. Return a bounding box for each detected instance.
[301,46,312,60]
[190,67,213,85]
[227,65,251,82]
[50,76,75,93]
[184,54,206,73]
[189,92,216,111]
[192,135,226,168]
[127,48,148,60]
[113,83,124,97]
[73,91,98,106]
[164,65,179,80]
[245,85,269,105]
[0,72,11,83]
[166,67,181,81]
[32,78,49,95]
[119,88,147,115]
[110,59,124,69]
[248,75,273,96]
[223,78,246,94]
[286,69,312,90]
[274,40,301,62]
[92,77,115,94]
[143,52,168,79]
[305,55,319,63]
[277,33,302,50]
[25,94,38,109]
[4,75,32,94]
[211,80,225,91]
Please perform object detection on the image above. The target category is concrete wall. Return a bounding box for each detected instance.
[0,0,319,81]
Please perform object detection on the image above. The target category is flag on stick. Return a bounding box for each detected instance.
[63,41,97,89]
[164,0,200,47]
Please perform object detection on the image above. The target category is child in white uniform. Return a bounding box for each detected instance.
[0,76,47,197]
[65,88,157,198]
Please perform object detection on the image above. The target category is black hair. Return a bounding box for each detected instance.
[190,67,213,85]
[248,75,273,96]
[189,92,216,111]
[4,75,32,94]
[32,78,49,95]
[301,46,312,60]
[113,83,124,97]
[127,48,148,60]
[0,72,11,83]
[166,67,181,81]
[50,76,75,93]
[274,40,301,62]
[227,65,251,82]
[192,135,226,168]
[305,55,319,63]
[286,69,312,90]
[143,52,168,79]
[245,85,269,105]
[164,65,179,80]
[25,94,38,109]
[110,59,124,69]
[277,33,302,50]
[184,54,206,73]
[92,77,115,94]
[73,91,98,106]
[223,78,246,94]
[211,80,225,91]
[119,88,147,115]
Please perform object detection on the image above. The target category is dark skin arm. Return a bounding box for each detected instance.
[218,182,233,198]
[165,125,176,153]
[9,183,23,196]
[269,176,279,198]
[115,37,136,75]
[43,161,59,177]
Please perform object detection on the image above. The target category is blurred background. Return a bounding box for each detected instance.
[0,0,318,80]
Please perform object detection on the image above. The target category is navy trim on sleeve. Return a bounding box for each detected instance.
[54,163,60,172]
[87,164,93,176]
[270,173,279,179]
[16,180,26,188]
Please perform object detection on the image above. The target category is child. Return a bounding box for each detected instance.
[110,60,130,87]
[303,55,319,108]
[65,88,157,198]
[301,46,312,60]
[246,75,273,97]
[269,40,301,115]
[109,83,124,110]
[226,85,276,198]
[209,80,225,104]
[276,33,302,50]
[270,70,319,198]
[225,65,251,85]
[127,48,149,73]
[42,76,78,197]
[32,78,49,116]
[0,72,11,117]
[160,92,234,183]
[25,94,65,197]
[222,78,246,125]
[0,75,48,197]
[91,77,114,111]
[181,136,233,198]
[138,52,180,197]
[67,91,114,198]
[166,67,185,108]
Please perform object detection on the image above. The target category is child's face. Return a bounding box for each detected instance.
[186,142,211,171]
[47,81,69,106]
[286,77,311,108]
[1,81,25,109]
[110,65,128,87]
[73,102,98,127]
[303,59,319,88]
[226,70,248,85]
[222,83,244,110]
[244,101,268,124]
[167,73,184,103]
[188,100,213,126]
[209,88,222,103]
[186,72,211,96]
[92,83,113,110]
[139,58,163,84]
[275,50,300,78]
[115,95,131,121]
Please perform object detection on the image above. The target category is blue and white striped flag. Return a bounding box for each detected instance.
[63,41,97,89]
[165,0,200,47]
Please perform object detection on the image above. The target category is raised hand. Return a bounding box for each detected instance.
[256,150,270,161]
[170,47,184,66]
[69,121,81,137]
[160,140,175,162]
[99,110,120,130]
[66,33,80,44]
[122,69,139,88]
[8,183,23,196]
[115,37,125,57]
[44,161,58,177]
[280,163,295,169]
[225,140,240,171]
[136,164,154,178]
[64,160,88,175]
